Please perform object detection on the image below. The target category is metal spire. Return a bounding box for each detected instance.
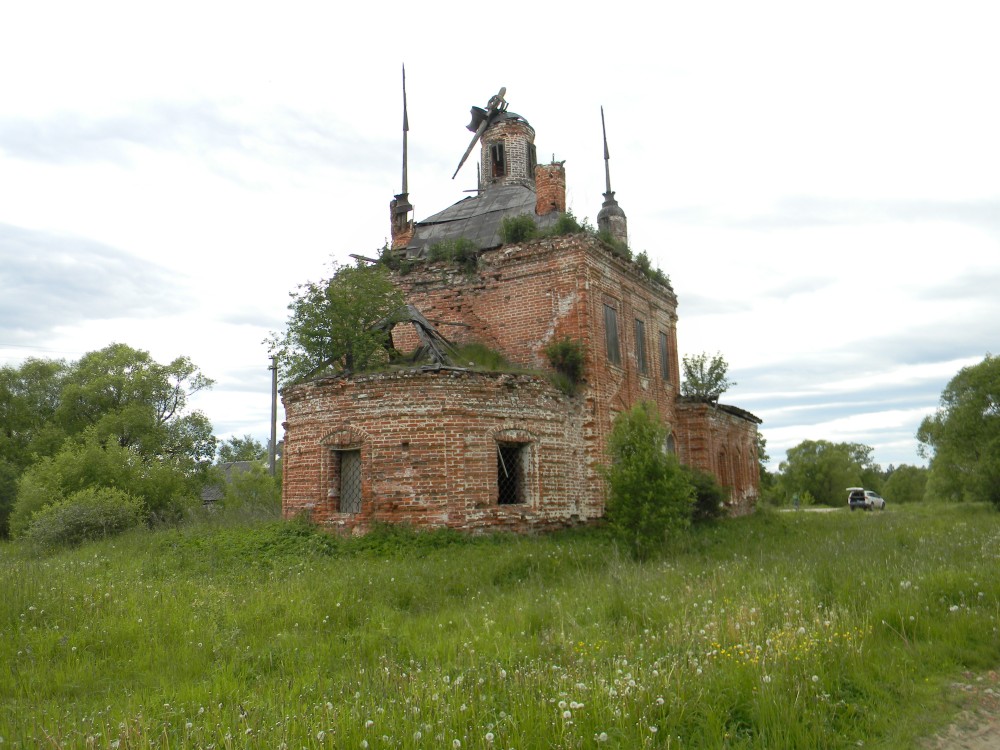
[597,106,628,247]
[401,64,409,196]
[601,106,613,197]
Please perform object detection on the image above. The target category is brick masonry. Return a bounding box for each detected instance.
[282,369,591,532]
[535,163,566,215]
[282,233,761,533]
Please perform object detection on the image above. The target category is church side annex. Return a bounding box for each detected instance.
[280,84,761,533]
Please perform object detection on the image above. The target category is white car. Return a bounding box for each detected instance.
[847,487,886,511]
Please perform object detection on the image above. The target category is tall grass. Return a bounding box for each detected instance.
[2,505,998,748]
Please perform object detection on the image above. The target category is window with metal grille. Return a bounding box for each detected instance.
[604,304,621,366]
[337,449,362,514]
[635,319,648,374]
[497,442,526,505]
[659,331,670,381]
[491,143,506,177]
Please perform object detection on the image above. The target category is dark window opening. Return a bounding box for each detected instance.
[497,442,526,505]
[528,143,537,175]
[665,434,677,454]
[604,304,621,366]
[659,331,670,381]
[491,143,506,178]
[337,449,362,513]
[635,319,648,374]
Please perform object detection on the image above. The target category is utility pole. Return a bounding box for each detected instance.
[269,356,278,476]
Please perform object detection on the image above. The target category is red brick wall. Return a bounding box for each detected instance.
[535,163,566,215]
[282,233,760,532]
[282,369,595,533]
[675,401,760,515]
[392,235,683,485]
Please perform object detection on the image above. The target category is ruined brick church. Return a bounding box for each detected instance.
[281,86,761,533]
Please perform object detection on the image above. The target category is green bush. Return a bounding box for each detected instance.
[598,229,631,260]
[681,463,730,523]
[23,487,146,548]
[548,211,584,236]
[9,432,200,537]
[221,464,282,517]
[499,215,539,244]
[454,342,512,371]
[7,457,64,538]
[604,403,694,559]
[544,337,585,394]
[427,238,479,272]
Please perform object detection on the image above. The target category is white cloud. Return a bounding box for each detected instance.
[2,0,998,467]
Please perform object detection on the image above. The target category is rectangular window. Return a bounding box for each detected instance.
[491,143,506,178]
[604,304,621,366]
[497,442,526,505]
[635,319,648,374]
[659,331,670,381]
[337,449,362,513]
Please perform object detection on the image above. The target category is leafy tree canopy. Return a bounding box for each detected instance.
[681,352,736,402]
[217,434,267,464]
[918,354,1000,506]
[267,262,406,385]
[777,439,881,506]
[882,464,929,504]
[0,344,215,536]
[10,430,201,538]
[56,343,215,465]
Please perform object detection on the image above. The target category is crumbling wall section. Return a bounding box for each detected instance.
[391,236,682,502]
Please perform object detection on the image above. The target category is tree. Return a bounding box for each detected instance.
[9,430,201,537]
[755,431,781,504]
[680,464,729,523]
[55,343,216,465]
[777,439,880,506]
[267,261,406,384]
[0,345,215,536]
[0,358,69,534]
[217,434,267,464]
[604,402,695,559]
[882,464,929,504]
[918,354,1000,506]
[681,352,736,402]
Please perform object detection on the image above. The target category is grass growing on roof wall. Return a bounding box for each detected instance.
[2,505,1000,748]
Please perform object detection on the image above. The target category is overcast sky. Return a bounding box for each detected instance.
[1,1,997,471]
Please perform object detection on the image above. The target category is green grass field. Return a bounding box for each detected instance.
[3,504,999,748]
